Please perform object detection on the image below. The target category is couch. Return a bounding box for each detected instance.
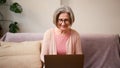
[0,32,120,68]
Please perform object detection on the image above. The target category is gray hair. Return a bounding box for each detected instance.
[53,6,75,26]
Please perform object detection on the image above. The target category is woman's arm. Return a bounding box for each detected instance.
[75,35,83,54]
[40,30,51,62]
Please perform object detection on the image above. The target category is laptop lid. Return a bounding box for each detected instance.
[44,55,84,68]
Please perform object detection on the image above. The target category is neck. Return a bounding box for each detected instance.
[55,28,70,35]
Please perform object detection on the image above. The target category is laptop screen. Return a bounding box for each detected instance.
[44,55,84,68]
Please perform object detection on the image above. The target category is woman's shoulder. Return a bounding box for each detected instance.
[70,29,81,40]
[44,28,54,35]
[45,28,54,33]
[71,29,80,36]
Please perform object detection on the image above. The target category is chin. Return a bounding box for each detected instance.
[60,27,66,29]
[60,28,68,31]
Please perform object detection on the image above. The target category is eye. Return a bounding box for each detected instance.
[58,19,63,22]
[64,19,69,22]
[58,19,69,22]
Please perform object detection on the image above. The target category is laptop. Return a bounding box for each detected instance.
[44,55,84,68]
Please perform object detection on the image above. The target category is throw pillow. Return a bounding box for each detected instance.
[0,41,42,68]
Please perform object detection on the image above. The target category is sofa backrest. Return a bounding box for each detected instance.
[80,34,120,68]
[0,32,43,42]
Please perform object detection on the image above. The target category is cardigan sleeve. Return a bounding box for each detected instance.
[40,29,51,62]
[72,29,83,54]
[75,35,83,54]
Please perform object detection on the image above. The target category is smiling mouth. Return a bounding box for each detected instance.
[61,26,67,28]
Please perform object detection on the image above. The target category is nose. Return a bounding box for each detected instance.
[61,22,65,25]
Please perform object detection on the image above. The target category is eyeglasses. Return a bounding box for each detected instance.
[58,19,70,23]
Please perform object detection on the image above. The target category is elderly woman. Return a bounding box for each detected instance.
[40,6,83,63]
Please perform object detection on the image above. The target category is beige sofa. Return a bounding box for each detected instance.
[0,32,120,68]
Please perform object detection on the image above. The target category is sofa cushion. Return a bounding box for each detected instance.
[0,41,42,68]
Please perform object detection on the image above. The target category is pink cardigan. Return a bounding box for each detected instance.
[40,28,83,62]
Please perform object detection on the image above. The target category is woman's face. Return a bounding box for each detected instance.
[57,13,71,31]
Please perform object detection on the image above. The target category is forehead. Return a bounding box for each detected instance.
[58,13,69,19]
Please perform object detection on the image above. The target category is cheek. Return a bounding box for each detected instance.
[56,22,60,27]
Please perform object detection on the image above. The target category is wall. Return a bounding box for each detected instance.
[69,0,120,34]
[2,0,60,33]
[2,0,120,34]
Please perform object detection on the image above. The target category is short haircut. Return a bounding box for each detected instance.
[53,6,75,26]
